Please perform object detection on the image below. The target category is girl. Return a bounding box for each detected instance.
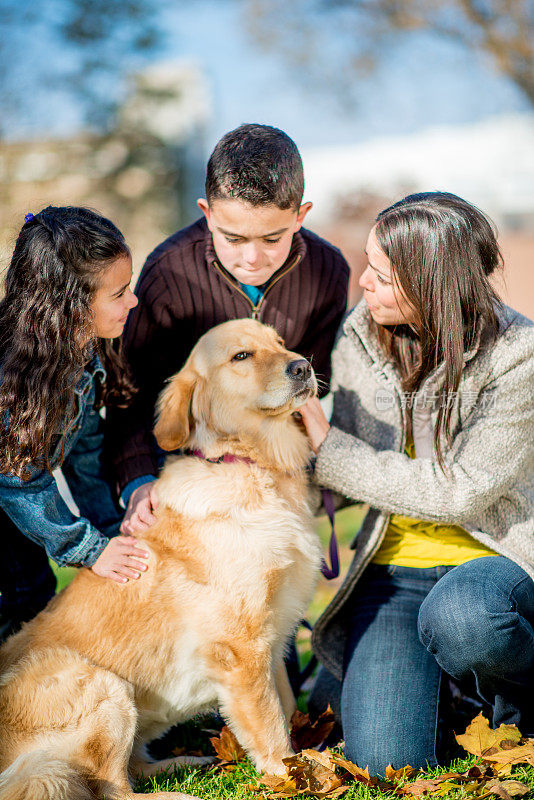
[0,206,150,640]
[301,192,534,774]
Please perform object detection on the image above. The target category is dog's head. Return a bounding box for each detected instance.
[154,319,317,458]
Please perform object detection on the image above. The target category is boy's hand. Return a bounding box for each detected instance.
[120,481,158,535]
[91,535,150,584]
[300,397,331,453]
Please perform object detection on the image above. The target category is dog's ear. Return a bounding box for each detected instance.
[154,367,197,451]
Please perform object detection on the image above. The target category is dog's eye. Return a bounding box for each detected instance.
[231,351,253,362]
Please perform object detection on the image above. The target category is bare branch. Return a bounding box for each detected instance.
[243,0,534,106]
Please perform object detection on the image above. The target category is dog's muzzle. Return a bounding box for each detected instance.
[286,359,312,382]
[286,358,316,398]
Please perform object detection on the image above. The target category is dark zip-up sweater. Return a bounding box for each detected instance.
[107,217,350,492]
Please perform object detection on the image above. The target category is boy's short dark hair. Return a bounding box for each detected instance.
[205,124,304,210]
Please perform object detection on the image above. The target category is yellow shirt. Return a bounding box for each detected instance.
[372,440,497,567]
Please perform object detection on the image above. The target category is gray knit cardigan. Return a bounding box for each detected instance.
[312,299,534,680]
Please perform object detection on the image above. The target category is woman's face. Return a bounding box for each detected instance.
[359,225,417,327]
[90,253,138,339]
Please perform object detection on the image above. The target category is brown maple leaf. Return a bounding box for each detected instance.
[481,743,534,769]
[330,754,377,787]
[398,777,451,796]
[484,778,531,800]
[385,763,417,782]
[209,724,246,765]
[290,706,336,752]
[283,752,346,798]
[455,713,522,758]
[255,751,351,799]
[301,748,336,770]
[254,774,299,797]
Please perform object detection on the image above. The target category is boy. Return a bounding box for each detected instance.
[109,123,349,532]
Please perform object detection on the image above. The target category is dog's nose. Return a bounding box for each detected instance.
[286,359,312,381]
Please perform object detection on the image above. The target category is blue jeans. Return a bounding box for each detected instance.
[341,557,534,775]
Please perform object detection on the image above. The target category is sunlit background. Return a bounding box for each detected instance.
[2,0,533,317]
[3,0,533,632]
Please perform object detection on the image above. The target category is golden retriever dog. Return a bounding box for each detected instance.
[0,319,322,800]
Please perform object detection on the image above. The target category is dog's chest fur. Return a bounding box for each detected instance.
[135,457,322,740]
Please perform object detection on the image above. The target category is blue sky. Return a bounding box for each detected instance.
[4,0,531,151]
[167,0,530,150]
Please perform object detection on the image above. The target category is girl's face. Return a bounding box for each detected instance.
[359,225,417,327]
[90,254,138,339]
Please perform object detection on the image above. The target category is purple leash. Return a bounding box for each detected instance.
[320,489,339,580]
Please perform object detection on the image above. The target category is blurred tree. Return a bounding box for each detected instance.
[0,0,163,138]
[244,0,534,106]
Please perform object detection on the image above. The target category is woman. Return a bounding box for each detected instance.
[301,192,534,774]
[0,206,150,640]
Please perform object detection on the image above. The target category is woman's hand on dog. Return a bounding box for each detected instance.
[120,481,159,536]
[300,397,331,453]
[91,535,150,583]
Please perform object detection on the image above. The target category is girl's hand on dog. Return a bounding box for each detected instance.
[120,481,159,535]
[300,397,331,453]
[91,535,150,583]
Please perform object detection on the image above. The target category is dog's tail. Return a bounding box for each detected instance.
[0,750,94,800]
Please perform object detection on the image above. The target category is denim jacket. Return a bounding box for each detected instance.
[0,355,122,568]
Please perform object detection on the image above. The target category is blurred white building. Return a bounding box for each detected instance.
[301,114,534,230]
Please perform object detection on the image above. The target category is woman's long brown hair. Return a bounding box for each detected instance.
[372,192,503,469]
[0,206,135,479]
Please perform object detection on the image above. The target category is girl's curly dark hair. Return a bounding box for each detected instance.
[0,206,136,479]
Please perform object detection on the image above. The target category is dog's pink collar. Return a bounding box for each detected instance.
[187,448,339,581]
[188,448,255,466]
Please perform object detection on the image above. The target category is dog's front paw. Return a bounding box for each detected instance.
[258,753,294,777]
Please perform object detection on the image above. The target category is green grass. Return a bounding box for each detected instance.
[134,759,259,799]
[130,713,534,797]
[50,561,78,591]
[49,511,534,798]
[131,753,534,799]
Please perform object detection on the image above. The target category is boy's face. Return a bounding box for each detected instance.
[197,198,312,287]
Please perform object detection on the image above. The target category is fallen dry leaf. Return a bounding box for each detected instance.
[481,743,534,769]
[491,779,530,796]
[256,751,349,799]
[436,772,468,781]
[256,774,299,796]
[251,713,533,800]
[301,748,336,770]
[307,767,344,796]
[330,754,377,787]
[386,763,417,782]
[485,778,531,800]
[209,724,246,766]
[491,763,514,778]
[398,778,448,796]
[284,753,344,794]
[432,780,466,796]
[455,713,522,758]
[290,706,336,752]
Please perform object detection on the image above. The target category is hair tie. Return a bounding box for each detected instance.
[24,213,35,223]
